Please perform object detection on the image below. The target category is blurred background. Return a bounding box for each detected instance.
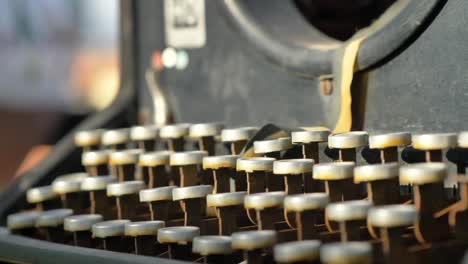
[0,0,119,187]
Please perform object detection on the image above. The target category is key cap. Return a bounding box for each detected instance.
[158,226,200,260]
[291,127,330,162]
[92,219,130,252]
[326,200,372,241]
[140,186,177,222]
[173,185,213,227]
[412,133,457,162]
[82,150,110,176]
[109,149,141,181]
[232,230,277,264]
[284,193,329,240]
[368,205,418,263]
[64,214,103,247]
[320,241,372,264]
[237,157,276,193]
[328,131,368,162]
[102,128,130,150]
[274,240,321,264]
[7,211,40,237]
[400,163,450,242]
[81,176,117,219]
[36,208,73,243]
[459,132,468,149]
[160,123,191,152]
[138,151,171,187]
[369,132,411,163]
[124,220,165,256]
[170,151,208,187]
[313,162,359,203]
[244,191,286,230]
[74,129,105,152]
[189,123,224,156]
[254,138,292,159]
[130,125,159,152]
[192,236,234,264]
[221,127,258,155]
[203,155,238,193]
[273,159,315,194]
[455,132,468,174]
[26,185,60,211]
[107,181,146,220]
[207,191,246,235]
[52,173,88,214]
[354,163,400,205]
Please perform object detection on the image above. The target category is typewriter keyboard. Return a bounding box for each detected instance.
[5,124,468,264]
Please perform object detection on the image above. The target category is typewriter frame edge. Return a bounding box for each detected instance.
[0,233,186,264]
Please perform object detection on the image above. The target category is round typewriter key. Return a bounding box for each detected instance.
[244,191,286,230]
[193,236,234,264]
[109,149,141,181]
[170,151,207,187]
[125,220,165,255]
[292,127,330,162]
[140,186,176,221]
[82,150,110,176]
[26,185,61,211]
[232,230,277,264]
[274,159,315,194]
[284,193,329,240]
[354,163,400,205]
[274,240,321,264]
[368,205,417,262]
[92,219,130,252]
[328,131,369,162]
[36,208,73,243]
[450,132,468,175]
[189,123,224,156]
[320,242,372,264]
[107,181,146,221]
[203,155,238,193]
[326,200,372,241]
[369,132,411,163]
[7,211,40,237]
[207,191,246,235]
[81,176,117,219]
[75,129,104,151]
[102,128,130,150]
[254,137,292,159]
[221,127,258,155]
[173,185,213,227]
[130,125,159,152]
[64,214,103,247]
[158,226,200,260]
[400,163,450,243]
[237,157,276,194]
[313,162,359,205]
[160,123,191,151]
[459,132,468,148]
[412,133,457,162]
[52,173,88,214]
[139,151,171,188]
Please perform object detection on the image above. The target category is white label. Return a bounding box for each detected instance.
[164,0,206,48]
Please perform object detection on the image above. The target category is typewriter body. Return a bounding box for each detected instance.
[1,0,468,263]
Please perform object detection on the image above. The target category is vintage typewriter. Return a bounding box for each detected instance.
[1,0,468,263]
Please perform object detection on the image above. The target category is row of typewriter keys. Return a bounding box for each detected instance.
[5,124,468,264]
